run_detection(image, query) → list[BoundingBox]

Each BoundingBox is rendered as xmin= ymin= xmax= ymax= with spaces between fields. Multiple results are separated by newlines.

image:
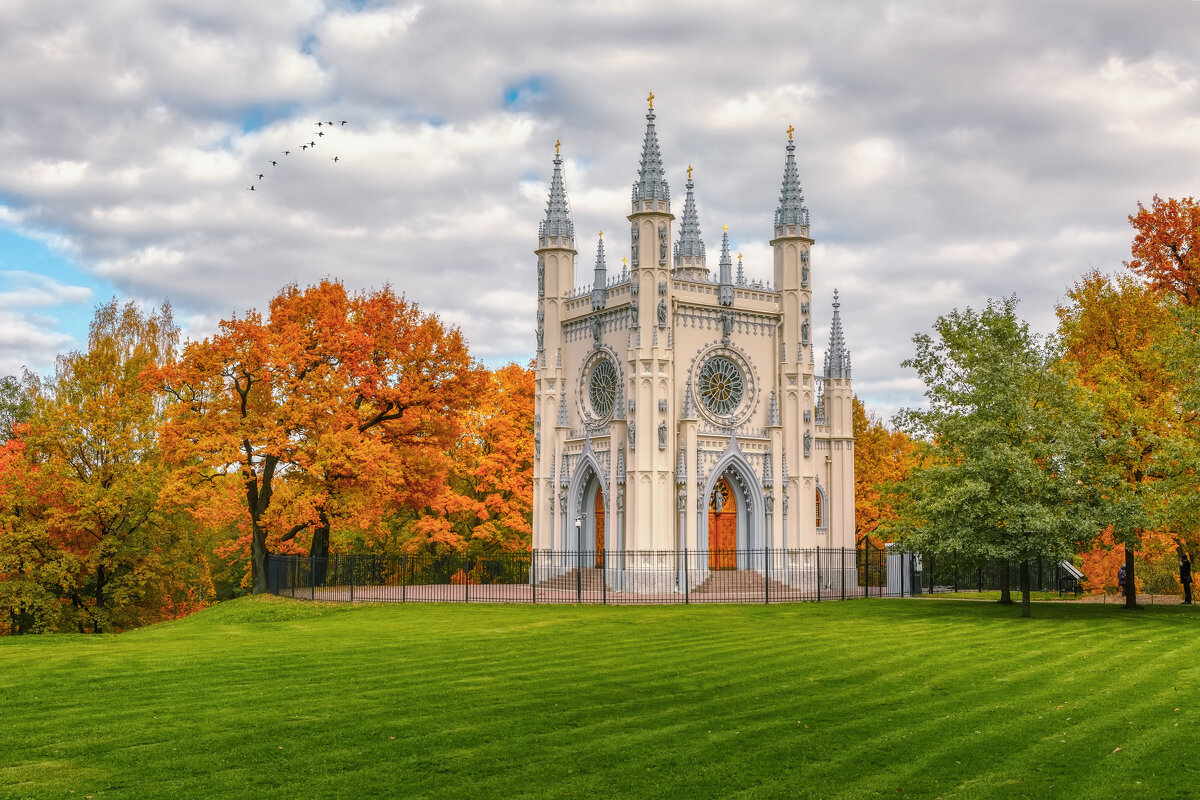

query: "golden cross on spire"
xmin=598 ymin=230 xmax=603 ymax=238
xmin=722 ymin=224 xmax=729 ymax=234
xmin=787 ymin=124 xmax=795 ymax=142
xmin=622 ymin=257 xmax=628 ymax=267
xmin=738 ymin=252 xmax=743 ymax=260
xmin=647 ymin=91 xmax=655 ymax=109
xmin=687 ymin=165 xmax=693 ymax=181
xmin=555 ymin=139 xmax=561 ymax=155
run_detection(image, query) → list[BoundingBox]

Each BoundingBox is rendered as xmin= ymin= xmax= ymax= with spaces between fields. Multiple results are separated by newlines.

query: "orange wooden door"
xmin=594 ymin=488 xmax=605 ymax=568
xmin=708 ymin=478 xmax=737 ymax=570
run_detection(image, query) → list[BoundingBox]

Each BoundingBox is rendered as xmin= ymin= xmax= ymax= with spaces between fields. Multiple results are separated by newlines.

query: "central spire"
xmin=718 ymin=225 xmax=734 ymax=306
xmin=673 ymin=166 xmax=706 ymax=274
xmin=631 ymin=93 xmax=670 ymax=212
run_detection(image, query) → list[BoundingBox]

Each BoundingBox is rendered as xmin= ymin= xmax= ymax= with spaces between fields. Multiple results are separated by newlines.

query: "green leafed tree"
xmin=885 ymin=296 xmax=1104 ymax=616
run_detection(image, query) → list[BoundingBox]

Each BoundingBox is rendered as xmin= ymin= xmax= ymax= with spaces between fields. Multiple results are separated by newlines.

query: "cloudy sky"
xmin=2 ymin=0 xmax=1198 ymax=420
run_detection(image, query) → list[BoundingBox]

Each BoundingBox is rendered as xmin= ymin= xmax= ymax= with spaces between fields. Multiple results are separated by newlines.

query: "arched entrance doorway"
xmin=594 ymin=486 xmax=605 ymax=568
xmin=708 ymin=477 xmax=737 ymax=569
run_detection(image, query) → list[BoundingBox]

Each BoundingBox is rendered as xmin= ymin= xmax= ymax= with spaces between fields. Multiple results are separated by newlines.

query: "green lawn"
xmin=2 ymin=598 xmax=1198 ymax=800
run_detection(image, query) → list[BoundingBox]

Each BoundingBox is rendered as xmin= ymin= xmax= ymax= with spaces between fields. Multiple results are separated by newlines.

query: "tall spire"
xmin=539 ymin=143 xmax=575 ymax=244
xmin=774 ymin=125 xmax=809 ymax=232
xmin=674 ymin=166 xmax=705 ymax=273
xmin=591 ymin=233 xmax=608 ymax=311
xmin=824 ymin=289 xmax=851 ymax=379
xmin=631 ymin=93 xmax=670 ymax=211
xmin=718 ymin=225 xmax=734 ymax=306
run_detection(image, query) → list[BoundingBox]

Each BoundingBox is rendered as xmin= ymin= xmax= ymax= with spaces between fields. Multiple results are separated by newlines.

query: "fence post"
xmin=602 ymin=553 xmax=607 ymax=606
xmin=765 ymin=547 xmax=771 ymax=605
xmin=402 ymin=554 xmax=407 ymax=603
xmin=841 ymin=547 xmax=846 ymax=601
xmin=576 ymin=547 xmax=582 ymax=605
xmin=311 ymin=555 xmax=316 ymax=600
xmin=816 ymin=545 xmax=821 ymax=602
xmin=465 ymin=553 xmax=470 ymax=604
xmin=349 ymin=554 xmax=355 ymax=602
xmin=684 ymin=546 xmax=690 ymax=604
xmin=532 ymin=550 xmax=537 ymax=604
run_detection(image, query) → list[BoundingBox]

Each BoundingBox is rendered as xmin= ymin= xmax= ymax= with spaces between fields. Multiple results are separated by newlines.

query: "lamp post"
xmin=575 ymin=516 xmax=583 ymax=600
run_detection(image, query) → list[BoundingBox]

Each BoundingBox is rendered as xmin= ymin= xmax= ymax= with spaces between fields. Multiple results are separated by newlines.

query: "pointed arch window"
xmin=816 ymin=486 xmax=827 ymax=531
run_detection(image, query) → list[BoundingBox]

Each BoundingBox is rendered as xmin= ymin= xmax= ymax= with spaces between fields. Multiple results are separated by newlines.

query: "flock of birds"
xmin=247 ymin=120 xmax=349 ymax=192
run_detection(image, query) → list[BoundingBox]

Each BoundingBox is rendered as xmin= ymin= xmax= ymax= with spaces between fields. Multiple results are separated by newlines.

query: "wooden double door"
xmin=708 ymin=477 xmax=737 ymax=570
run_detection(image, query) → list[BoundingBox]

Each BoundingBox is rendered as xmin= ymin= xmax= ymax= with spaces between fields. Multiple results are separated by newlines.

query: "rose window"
xmin=698 ymin=356 xmax=744 ymax=417
xmin=588 ymin=358 xmax=618 ymax=420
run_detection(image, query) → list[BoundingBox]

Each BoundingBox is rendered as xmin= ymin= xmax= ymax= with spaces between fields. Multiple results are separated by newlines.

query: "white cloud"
xmin=0 ymin=0 xmax=1198 ymax=414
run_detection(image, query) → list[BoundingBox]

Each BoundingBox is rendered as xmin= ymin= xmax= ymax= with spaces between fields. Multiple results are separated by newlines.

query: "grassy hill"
xmin=1 ymin=597 xmax=1198 ymax=799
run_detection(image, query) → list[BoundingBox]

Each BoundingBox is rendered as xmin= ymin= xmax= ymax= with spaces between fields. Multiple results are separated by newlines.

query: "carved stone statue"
xmin=801 ymin=250 xmax=810 ymax=286
xmin=657 ymin=300 xmax=667 ymax=327
xmin=631 ymin=226 xmax=639 ymax=266
xmin=536 ymin=327 xmax=544 ymax=350
xmin=628 ymin=421 xmax=636 ymax=450
xmin=801 ymin=320 xmax=809 ymax=345
xmin=592 ymin=318 xmax=602 ymax=347
xmin=658 ymin=225 xmax=667 ymax=263
xmin=658 ymin=421 xmax=667 ymax=449
xmin=721 ymin=312 xmax=733 ymax=344
xmin=537 ymin=257 xmax=545 ymax=296
xmin=803 ymin=429 xmax=812 ymax=457
xmin=677 ymin=491 xmax=686 ymax=513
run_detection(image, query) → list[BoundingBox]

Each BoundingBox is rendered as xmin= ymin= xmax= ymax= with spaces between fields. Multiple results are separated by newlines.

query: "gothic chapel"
xmin=533 ymin=97 xmax=855 ymax=589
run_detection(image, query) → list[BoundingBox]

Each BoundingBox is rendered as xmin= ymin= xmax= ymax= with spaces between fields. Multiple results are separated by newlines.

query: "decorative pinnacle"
xmin=787 ymin=124 xmax=794 ymax=142
xmin=632 ymin=98 xmax=670 ymax=209
xmin=736 ymin=253 xmax=745 ymax=286
xmin=539 ymin=144 xmax=575 ymax=242
xmin=824 ymin=288 xmax=851 ymax=380
xmin=775 ymin=130 xmax=810 ymax=230
xmin=718 ymin=227 xmax=734 ymax=306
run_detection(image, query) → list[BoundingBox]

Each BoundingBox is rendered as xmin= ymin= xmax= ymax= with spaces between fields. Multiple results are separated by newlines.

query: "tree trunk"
xmin=250 ymin=522 xmax=270 ymax=595
xmin=1123 ymin=545 xmax=1139 ymax=610
xmin=1020 ymin=560 xmax=1032 ymax=618
xmin=998 ymin=562 xmax=1013 ymax=604
xmin=310 ymin=508 xmax=331 ymax=586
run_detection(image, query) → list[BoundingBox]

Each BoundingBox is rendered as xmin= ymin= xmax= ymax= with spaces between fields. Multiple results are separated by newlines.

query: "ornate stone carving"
xmin=657 ymin=300 xmax=667 ymax=328
xmin=801 ymin=249 xmax=810 ymax=287
xmin=677 ymin=491 xmax=686 ymax=513
xmin=658 ymin=224 xmax=668 ymax=264
xmin=658 ymin=421 xmax=667 ymax=449
xmin=534 ymin=432 xmax=541 ymax=458
xmin=537 ymin=257 xmax=545 ymax=297
xmin=592 ymin=317 xmax=602 ymax=348
xmin=801 ymin=320 xmax=809 ymax=345
xmin=803 ymin=429 xmax=812 ymax=458
xmin=721 ymin=312 xmax=733 ymax=344
xmin=628 ymin=421 xmax=636 ymax=450
xmin=631 ymin=226 xmax=639 ymax=266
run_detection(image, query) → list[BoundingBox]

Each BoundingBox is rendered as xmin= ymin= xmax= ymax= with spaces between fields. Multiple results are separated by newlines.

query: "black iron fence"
xmin=266 ymin=543 xmax=1082 ymax=605
xmin=269 ymin=548 xmax=868 ymax=605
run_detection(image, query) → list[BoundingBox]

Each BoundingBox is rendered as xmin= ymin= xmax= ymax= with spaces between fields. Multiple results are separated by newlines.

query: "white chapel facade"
xmin=532 ymin=97 xmax=855 ymax=577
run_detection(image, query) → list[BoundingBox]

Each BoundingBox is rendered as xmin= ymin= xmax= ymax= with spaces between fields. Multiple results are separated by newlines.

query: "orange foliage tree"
xmin=157 ymin=280 xmax=486 ymax=593
xmin=851 ymin=396 xmax=920 ymax=543
xmin=1057 ymin=272 xmax=1190 ymax=605
xmin=443 ymin=361 xmax=535 ymax=554
xmin=0 ymin=300 xmax=213 ymax=633
xmin=1127 ymin=195 xmax=1200 ymax=306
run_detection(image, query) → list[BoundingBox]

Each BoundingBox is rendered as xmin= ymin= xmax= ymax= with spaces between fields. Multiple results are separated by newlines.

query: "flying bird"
xmin=309 ymin=141 xmax=316 ymax=147
xmin=326 ymin=121 xmax=334 ymax=126
xmin=257 ymin=173 xmax=265 ymax=180
xmin=332 ymin=156 xmax=339 ymax=163
xmin=247 ymin=185 xmax=255 ymax=191
xmin=300 ymin=144 xmax=308 ymax=150
xmin=317 ymin=131 xmax=324 ymax=137
xmin=269 ymin=160 xmax=277 ymax=166
xmin=283 ymin=150 xmax=290 ymax=155
xmin=339 ymin=120 xmax=348 ymax=126
xmin=315 ymin=121 xmax=324 ymax=127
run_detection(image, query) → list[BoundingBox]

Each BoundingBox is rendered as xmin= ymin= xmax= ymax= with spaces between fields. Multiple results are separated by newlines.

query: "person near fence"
xmin=1180 ymin=548 xmax=1193 ymax=605
xmin=1117 ymin=564 xmax=1128 ymax=598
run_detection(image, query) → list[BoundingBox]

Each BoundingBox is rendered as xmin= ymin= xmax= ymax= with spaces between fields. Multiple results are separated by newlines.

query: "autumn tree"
xmin=887 ymin=297 xmax=1104 ymax=616
xmin=0 ymin=300 xmax=212 ymax=633
xmin=158 ymin=280 xmax=486 ymax=593
xmin=437 ymin=361 xmax=535 ymax=554
xmin=852 ymin=396 xmax=921 ymax=543
xmin=1056 ymin=272 xmax=1189 ymax=608
xmin=0 ymin=376 xmax=32 ymax=441
xmin=1127 ymin=195 xmax=1200 ymax=306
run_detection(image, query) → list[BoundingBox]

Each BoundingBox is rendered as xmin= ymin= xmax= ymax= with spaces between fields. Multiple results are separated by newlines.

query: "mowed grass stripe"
xmin=2 ymin=597 xmax=1199 ymax=799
